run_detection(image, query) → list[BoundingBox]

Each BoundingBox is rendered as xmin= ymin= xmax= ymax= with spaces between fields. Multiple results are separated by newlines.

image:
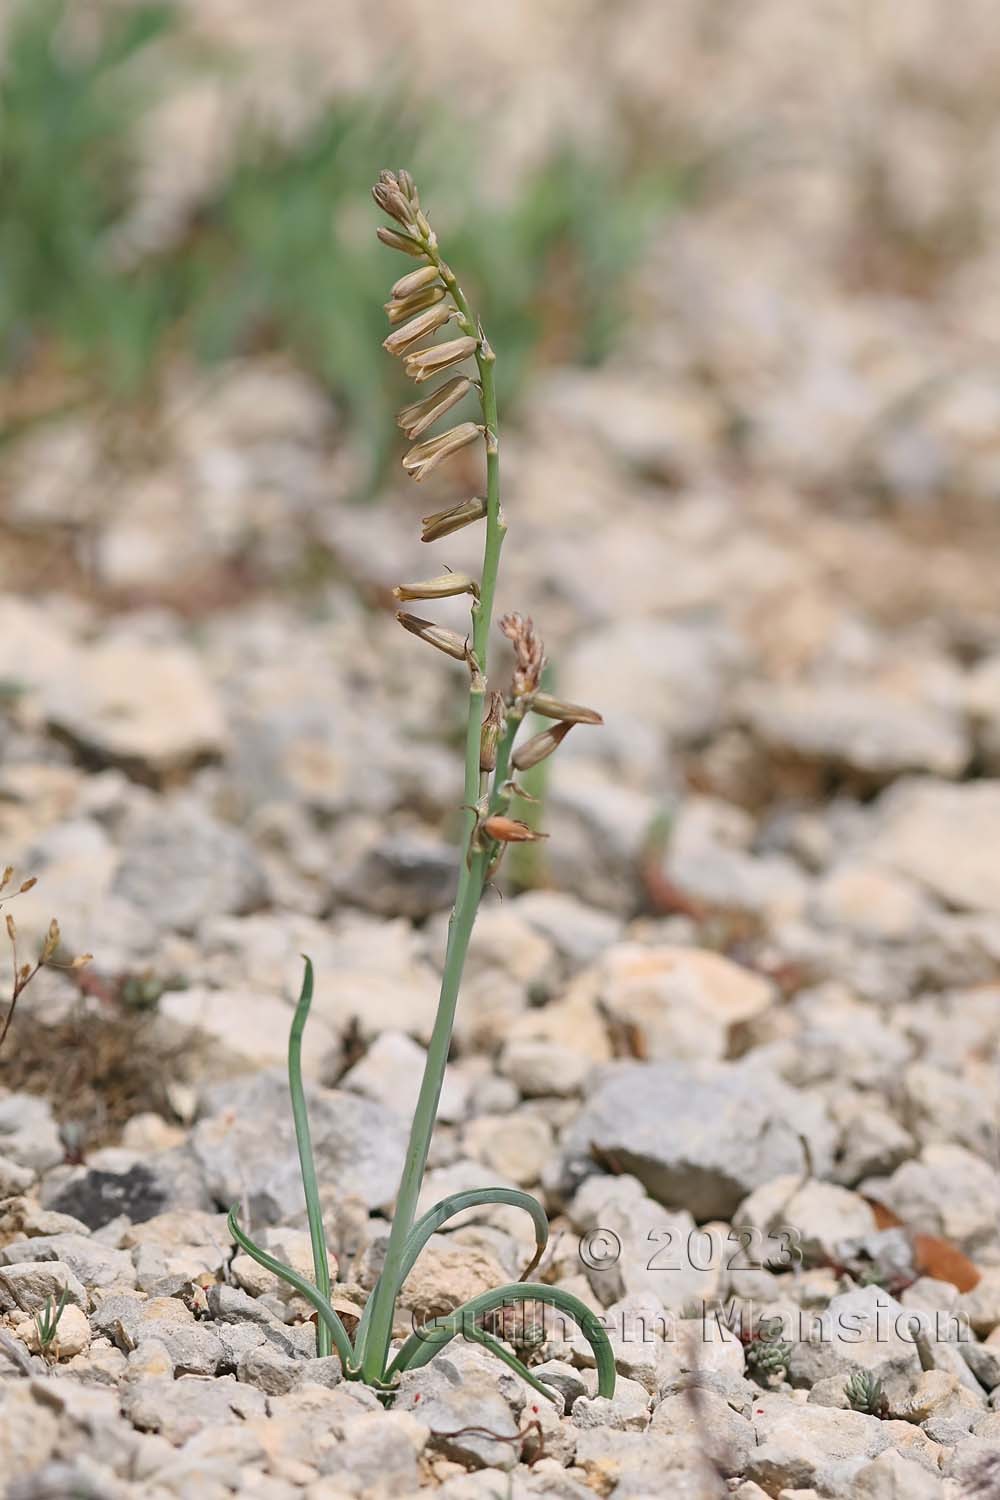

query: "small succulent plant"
xmin=844 ymin=1369 xmax=889 ymax=1418
xmin=744 ymin=1316 xmax=792 ymax=1384
xmin=230 ymin=171 xmax=612 ymax=1403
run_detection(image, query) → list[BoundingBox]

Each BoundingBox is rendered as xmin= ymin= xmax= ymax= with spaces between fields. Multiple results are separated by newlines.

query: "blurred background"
xmin=2 ymin=0 xmax=1000 ymax=1137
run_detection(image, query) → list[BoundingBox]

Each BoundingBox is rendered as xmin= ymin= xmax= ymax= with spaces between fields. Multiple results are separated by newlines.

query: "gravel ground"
xmin=2 ymin=4 xmax=1000 ymax=1498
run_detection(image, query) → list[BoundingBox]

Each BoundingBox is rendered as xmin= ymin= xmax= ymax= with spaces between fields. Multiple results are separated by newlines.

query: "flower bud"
xmin=372 ymin=181 xmax=412 ymax=226
xmin=420 ymin=496 xmax=487 ymax=543
xmin=482 ymin=815 xmax=548 ymax=843
xmin=383 ymin=303 xmax=454 ymax=356
xmin=393 ymin=573 xmax=479 ymax=602
xmin=0 ymin=867 xmax=11 ymax=892
xmin=5 ymin=914 xmax=14 ymax=942
xmin=40 ymin=918 xmax=60 ymax=963
xmin=384 ymin=285 xmax=446 ymax=326
xmin=512 ymin=720 xmax=574 ymax=770
xmin=404 ymin=336 xmax=479 ymax=383
xmin=397 ymin=377 xmax=472 ymax=440
xmin=529 ymin=692 xmax=603 ymax=726
xmin=396 ymin=169 xmax=418 ymax=204
xmin=396 ymin=613 xmax=470 ymax=661
xmin=376 ymin=226 xmax=426 ymax=257
xmin=391 ymin=264 xmax=441 ymax=301
xmin=402 ymin=423 xmax=483 ymax=482
xmin=479 ymin=692 xmax=505 ymax=772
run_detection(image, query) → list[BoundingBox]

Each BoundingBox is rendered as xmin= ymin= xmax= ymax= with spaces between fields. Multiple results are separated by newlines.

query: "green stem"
xmin=359 ymin=250 xmax=505 ymax=1385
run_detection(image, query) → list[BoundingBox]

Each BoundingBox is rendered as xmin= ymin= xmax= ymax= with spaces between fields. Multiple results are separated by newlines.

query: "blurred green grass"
xmin=1 ymin=0 xmax=689 ymax=488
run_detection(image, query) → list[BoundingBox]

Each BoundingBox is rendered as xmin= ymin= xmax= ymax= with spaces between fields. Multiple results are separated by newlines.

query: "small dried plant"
xmin=230 ymin=170 xmax=611 ymax=1401
xmin=0 ymin=867 xmax=91 ymax=1056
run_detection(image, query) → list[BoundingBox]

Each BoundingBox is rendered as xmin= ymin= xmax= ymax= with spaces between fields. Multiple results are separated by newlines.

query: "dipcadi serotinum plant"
xmin=229 ymin=170 xmax=611 ymax=1402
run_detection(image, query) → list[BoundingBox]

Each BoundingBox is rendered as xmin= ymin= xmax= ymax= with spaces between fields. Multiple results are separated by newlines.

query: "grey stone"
xmin=0 ymin=1095 xmax=63 ymax=1173
xmin=319 ymin=1409 xmax=426 ymax=1491
xmin=746 ymin=1395 xmax=917 ymax=1493
xmin=862 ymin=1144 xmax=1000 ymax=1255
xmin=1 ymin=1233 xmax=136 ymax=1293
xmin=346 ymin=829 xmax=457 ymax=918
xmin=192 ymin=1069 xmax=407 ymax=1221
xmin=568 ymin=1173 xmax=721 ymax=1311
xmin=852 ymin=1448 xmax=945 ymax=1498
xmin=122 ymin=1371 xmax=267 ymax=1445
xmin=41 ymin=1149 xmax=213 ymax=1228
xmin=786 ymin=1285 xmax=922 ymax=1407
xmin=0 ymin=1260 xmax=87 ymax=1314
xmin=395 ymin=1356 xmax=521 ymax=1470
xmin=513 ymin=890 xmax=622 ymax=966
xmin=342 ymin=1029 xmax=469 ymax=1123
xmin=866 ymin=778 xmax=1000 ymax=917
xmin=739 ymin=680 xmax=969 ymax=780
xmin=734 ymin=1176 xmax=877 ymax=1267
xmin=0 ymin=1156 xmax=35 ymax=1196
xmin=651 ymin=1388 xmax=754 ymax=1477
xmin=572 ymin=1376 xmax=650 ymax=1431
xmin=113 ymin=798 xmax=269 ymax=933
xmin=572 ymin=1426 xmax=722 ymax=1498
xmin=557 ymin=1059 xmax=834 ymax=1219
xmin=42 ymin=637 xmax=227 ymax=783
xmin=499 ymin=1038 xmax=593 ymax=1098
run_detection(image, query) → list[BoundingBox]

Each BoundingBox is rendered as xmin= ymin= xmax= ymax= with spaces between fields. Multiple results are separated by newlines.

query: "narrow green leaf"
xmin=228 ymin=1205 xmax=356 ymax=1371
xmin=353 ymin=1186 xmax=548 ymax=1362
xmin=385 ymin=1281 xmax=616 ymax=1398
xmin=287 ymin=955 xmax=331 ymax=1357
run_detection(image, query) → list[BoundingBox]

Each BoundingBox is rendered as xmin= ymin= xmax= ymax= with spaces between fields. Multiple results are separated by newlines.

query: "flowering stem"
xmin=359 ymin=253 xmax=505 ymax=1385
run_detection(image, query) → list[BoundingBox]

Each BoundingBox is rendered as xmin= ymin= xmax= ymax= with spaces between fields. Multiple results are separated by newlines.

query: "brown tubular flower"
xmin=397 ymin=377 xmax=473 ymax=440
xmin=512 ymin=720 xmax=574 ymax=770
xmin=529 ymin=692 xmax=604 ymax=726
xmin=383 ymin=303 xmax=455 ymax=357
xmin=403 ymin=336 xmax=479 ymax=383
xmin=376 ymin=225 xmax=425 ymax=256
xmin=391 ymin=264 xmax=441 ymax=301
xmin=482 ymin=815 xmax=548 ymax=843
xmin=420 ymin=496 xmax=487 ymax=543
xmin=402 ymin=423 xmax=483 ymax=482
xmin=499 ymin=613 xmax=545 ymax=698
xmin=384 ymin=285 xmax=446 ymax=326
xmin=395 ymin=612 xmax=470 ymax=662
xmin=393 ymin=573 xmax=479 ymax=602
xmin=479 ymin=691 xmax=505 ymax=772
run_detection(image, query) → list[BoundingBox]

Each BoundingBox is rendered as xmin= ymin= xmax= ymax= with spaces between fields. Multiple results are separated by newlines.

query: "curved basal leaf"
xmin=384 ymin=1280 xmax=616 ymax=1398
xmin=462 ymin=1321 xmax=565 ymax=1403
xmin=353 ymin=1185 xmax=548 ymax=1361
xmin=228 ymin=1205 xmax=357 ymax=1372
xmin=287 ymin=955 xmax=332 ymax=1357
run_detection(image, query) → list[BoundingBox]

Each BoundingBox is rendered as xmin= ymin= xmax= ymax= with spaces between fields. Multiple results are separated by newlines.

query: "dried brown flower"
xmin=395 ymin=613 xmax=470 ymax=662
xmin=512 ymin=720 xmax=574 ymax=770
xmin=402 ymin=423 xmax=483 ymax=482
xmin=482 ymin=815 xmax=548 ymax=843
xmin=420 ymin=496 xmax=487 ymax=543
xmin=397 ymin=377 xmax=474 ymax=440
xmin=529 ymin=692 xmax=604 ymax=726
xmin=499 ymin=613 xmax=545 ymax=698
xmin=403 ymin=336 xmax=480 ymax=383
xmin=479 ymin=692 xmax=505 ymax=772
